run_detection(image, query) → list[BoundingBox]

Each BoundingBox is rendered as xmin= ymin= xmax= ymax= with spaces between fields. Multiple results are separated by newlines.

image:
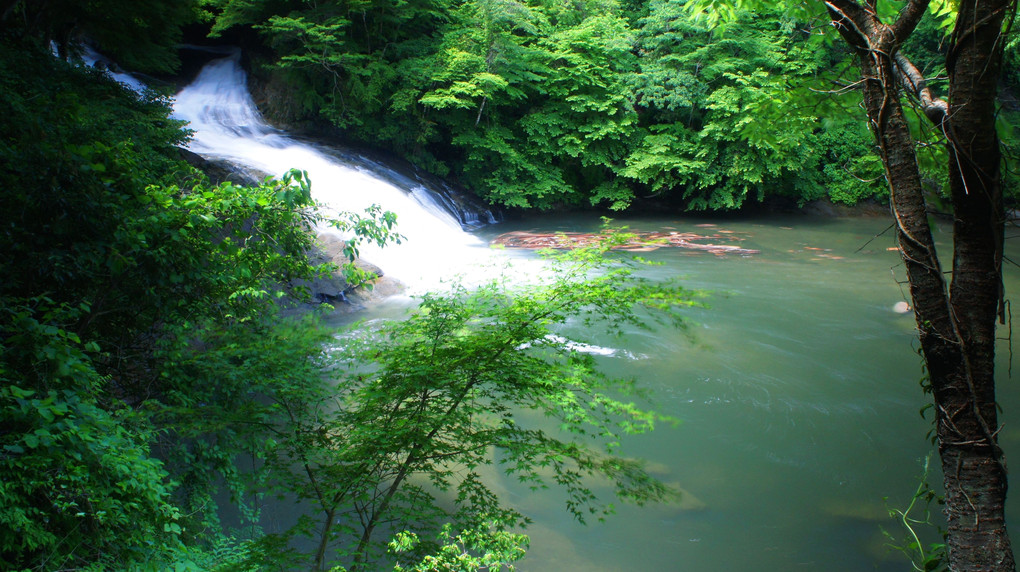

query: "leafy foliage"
xmin=0 ymin=350 xmax=182 ymax=570
xmin=253 ymin=234 xmax=703 ymax=570
xmin=815 ymin=117 xmax=888 ymax=205
xmin=389 ymin=524 xmax=529 ymax=572
xmin=202 ymin=0 xmax=888 ymax=211
xmin=881 ymin=454 xmax=948 ymax=572
xmin=682 ymin=2 xmax=1019 ymax=570
xmin=0 ymin=32 xmax=399 ymax=570
xmin=626 ymin=4 xmax=832 ymax=209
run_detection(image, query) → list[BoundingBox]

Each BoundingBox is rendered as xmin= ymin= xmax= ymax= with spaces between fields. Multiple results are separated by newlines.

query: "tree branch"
xmin=893 ymin=52 xmax=949 ymax=125
xmin=891 ymin=0 xmax=932 ymax=44
xmin=825 ymin=0 xmax=872 ymax=50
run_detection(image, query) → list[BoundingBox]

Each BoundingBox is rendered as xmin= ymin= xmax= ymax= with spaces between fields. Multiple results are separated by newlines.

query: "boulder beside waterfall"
xmin=178 ymin=148 xmax=404 ymax=313
xmin=288 ymin=233 xmax=405 ymax=313
xmin=178 ymin=147 xmax=267 ymax=187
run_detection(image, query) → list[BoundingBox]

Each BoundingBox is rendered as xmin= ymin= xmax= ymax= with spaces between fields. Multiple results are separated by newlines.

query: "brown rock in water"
xmin=286 ymin=233 xmax=404 ymax=314
xmin=490 ymin=230 xmax=760 ymax=256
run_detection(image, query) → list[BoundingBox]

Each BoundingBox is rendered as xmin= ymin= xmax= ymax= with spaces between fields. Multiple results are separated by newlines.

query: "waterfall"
xmin=171 ymin=50 xmax=498 ymax=292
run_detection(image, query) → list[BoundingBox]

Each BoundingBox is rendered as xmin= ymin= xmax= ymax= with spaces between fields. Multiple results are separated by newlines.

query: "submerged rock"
xmin=663 ymin=482 xmax=709 ymax=512
xmin=819 ymin=498 xmax=890 ymax=522
xmin=491 ymin=230 xmax=760 ymax=256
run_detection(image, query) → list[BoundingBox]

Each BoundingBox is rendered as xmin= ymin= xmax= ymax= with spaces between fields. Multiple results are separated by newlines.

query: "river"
xmin=170 ymin=51 xmax=1020 ymax=570
xmin=475 ymin=214 xmax=946 ymax=571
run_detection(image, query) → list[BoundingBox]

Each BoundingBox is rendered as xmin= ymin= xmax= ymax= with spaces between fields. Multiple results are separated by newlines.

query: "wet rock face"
xmin=288 ymin=233 xmax=405 ymax=314
xmin=177 ymin=147 xmax=267 ymax=187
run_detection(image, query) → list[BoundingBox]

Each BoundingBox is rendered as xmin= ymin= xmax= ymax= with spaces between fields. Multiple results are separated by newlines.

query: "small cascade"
xmin=412 ymin=180 xmax=503 ymax=230
xmin=172 ymin=50 xmax=498 ymax=292
xmin=315 ymin=146 xmax=502 ymax=230
xmin=80 ymin=45 xmax=148 ymax=94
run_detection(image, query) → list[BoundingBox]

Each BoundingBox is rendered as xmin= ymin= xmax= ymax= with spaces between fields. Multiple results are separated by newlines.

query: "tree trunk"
xmin=939 ymin=1 xmax=1013 ymax=569
xmin=827 ymin=1 xmax=1014 ymax=569
xmin=313 ymin=507 xmax=336 ymax=571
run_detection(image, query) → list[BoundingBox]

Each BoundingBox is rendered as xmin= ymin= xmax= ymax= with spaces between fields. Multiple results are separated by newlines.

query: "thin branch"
xmin=856 ymin=222 xmax=895 ymax=253
xmin=891 ymin=0 xmax=932 ymax=45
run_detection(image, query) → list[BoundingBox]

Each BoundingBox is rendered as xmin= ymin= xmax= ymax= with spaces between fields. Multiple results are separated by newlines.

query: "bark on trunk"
xmin=940 ymin=1 xmax=1013 ymax=569
xmin=826 ymin=1 xmax=1014 ymax=569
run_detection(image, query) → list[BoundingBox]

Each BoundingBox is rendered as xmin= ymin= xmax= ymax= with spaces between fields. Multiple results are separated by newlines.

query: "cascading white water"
xmin=172 ymin=50 xmax=496 ymax=292
xmin=81 ymin=45 xmax=148 ymax=94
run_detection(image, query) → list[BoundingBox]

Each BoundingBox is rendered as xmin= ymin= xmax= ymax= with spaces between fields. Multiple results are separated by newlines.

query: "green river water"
xmin=351 ymin=212 xmax=1020 ymax=571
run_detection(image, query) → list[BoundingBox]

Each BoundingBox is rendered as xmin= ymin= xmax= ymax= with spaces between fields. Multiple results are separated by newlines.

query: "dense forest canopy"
xmin=199 ymin=0 xmax=1018 ymax=212
xmin=2 ymin=0 xmax=1019 ymax=569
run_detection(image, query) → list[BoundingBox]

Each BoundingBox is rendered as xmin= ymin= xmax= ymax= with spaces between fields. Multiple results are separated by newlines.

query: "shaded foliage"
xmin=0 ymin=31 xmax=392 ymax=570
xmin=3 ymin=0 xmax=197 ymax=73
